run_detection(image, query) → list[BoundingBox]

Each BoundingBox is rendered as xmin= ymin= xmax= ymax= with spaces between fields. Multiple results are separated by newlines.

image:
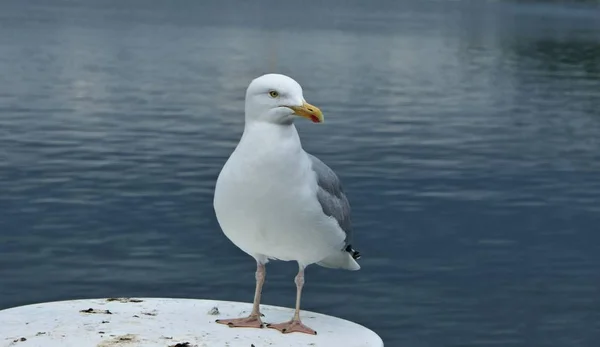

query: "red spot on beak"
xmin=310 ymin=115 xmax=320 ymax=123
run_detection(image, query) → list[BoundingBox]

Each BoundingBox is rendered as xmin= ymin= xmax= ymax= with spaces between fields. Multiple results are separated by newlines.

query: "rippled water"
xmin=1 ymin=0 xmax=600 ymax=345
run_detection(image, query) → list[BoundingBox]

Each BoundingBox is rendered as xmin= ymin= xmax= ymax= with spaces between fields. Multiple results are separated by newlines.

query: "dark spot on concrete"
xmin=106 ymin=298 xmax=144 ymax=303
xmin=169 ymin=343 xmax=191 ymax=347
xmin=142 ymin=311 xmax=157 ymax=316
xmin=13 ymin=337 xmax=27 ymax=342
xmin=36 ymin=332 xmax=46 ymax=336
xmin=102 ymin=320 xmax=109 ymax=323
xmin=97 ymin=334 xmax=137 ymax=346
xmin=133 ymin=315 xmax=140 ymax=318
xmin=80 ymin=308 xmax=112 ymax=314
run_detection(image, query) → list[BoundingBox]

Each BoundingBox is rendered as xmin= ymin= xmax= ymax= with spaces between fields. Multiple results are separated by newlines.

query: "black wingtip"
xmin=345 ymin=244 xmax=361 ymax=260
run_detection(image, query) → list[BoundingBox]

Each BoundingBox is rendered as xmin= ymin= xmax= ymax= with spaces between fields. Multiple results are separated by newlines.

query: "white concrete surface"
xmin=0 ymin=298 xmax=384 ymax=347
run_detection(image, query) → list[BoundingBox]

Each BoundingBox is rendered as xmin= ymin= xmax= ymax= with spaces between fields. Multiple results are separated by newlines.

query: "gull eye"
xmin=269 ymin=90 xmax=279 ymax=98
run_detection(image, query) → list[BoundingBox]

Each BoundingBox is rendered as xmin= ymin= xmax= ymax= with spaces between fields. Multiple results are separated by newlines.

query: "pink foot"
xmin=216 ymin=315 xmax=263 ymax=328
xmin=266 ymin=319 xmax=317 ymax=335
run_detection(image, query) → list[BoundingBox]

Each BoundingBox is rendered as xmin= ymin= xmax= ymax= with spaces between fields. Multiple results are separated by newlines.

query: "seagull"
xmin=213 ymin=73 xmax=361 ymax=335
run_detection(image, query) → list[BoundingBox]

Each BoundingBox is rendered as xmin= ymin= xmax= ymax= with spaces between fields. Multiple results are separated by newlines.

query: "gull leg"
xmin=267 ymin=264 xmax=317 ymax=335
xmin=216 ymin=261 xmax=265 ymax=328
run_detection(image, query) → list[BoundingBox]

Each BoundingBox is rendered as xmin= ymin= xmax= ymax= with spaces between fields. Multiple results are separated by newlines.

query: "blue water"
xmin=1 ymin=0 xmax=600 ymax=345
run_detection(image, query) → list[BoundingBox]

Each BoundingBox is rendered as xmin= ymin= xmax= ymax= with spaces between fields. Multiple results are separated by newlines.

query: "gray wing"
xmin=308 ymin=154 xmax=354 ymax=247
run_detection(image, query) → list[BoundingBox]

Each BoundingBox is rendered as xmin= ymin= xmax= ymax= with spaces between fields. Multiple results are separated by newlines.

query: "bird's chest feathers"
xmin=228 ymin=144 xmax=310 ymax=199
xmin=225 ymin=126 xmax=312 ymax=193
xmin=216 ymin=123 xmax=321 ymax=236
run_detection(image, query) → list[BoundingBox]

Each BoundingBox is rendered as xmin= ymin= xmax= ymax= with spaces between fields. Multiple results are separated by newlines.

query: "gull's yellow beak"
xmin=289 ymin=101 xmax=324 ymax=123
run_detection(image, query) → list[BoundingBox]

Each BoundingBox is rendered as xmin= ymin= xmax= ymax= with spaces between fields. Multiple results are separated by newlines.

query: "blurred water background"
xmin=1 ymin=0 xmax=600 ymax=345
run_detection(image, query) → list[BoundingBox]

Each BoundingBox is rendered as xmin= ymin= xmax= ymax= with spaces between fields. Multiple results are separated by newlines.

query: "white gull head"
xmin=244 ymin=73 xmax=324 ymax=125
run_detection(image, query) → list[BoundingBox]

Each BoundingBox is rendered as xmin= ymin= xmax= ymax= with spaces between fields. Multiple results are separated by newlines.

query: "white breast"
xmin=213 ymin=123 xmax=346 ymax=265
